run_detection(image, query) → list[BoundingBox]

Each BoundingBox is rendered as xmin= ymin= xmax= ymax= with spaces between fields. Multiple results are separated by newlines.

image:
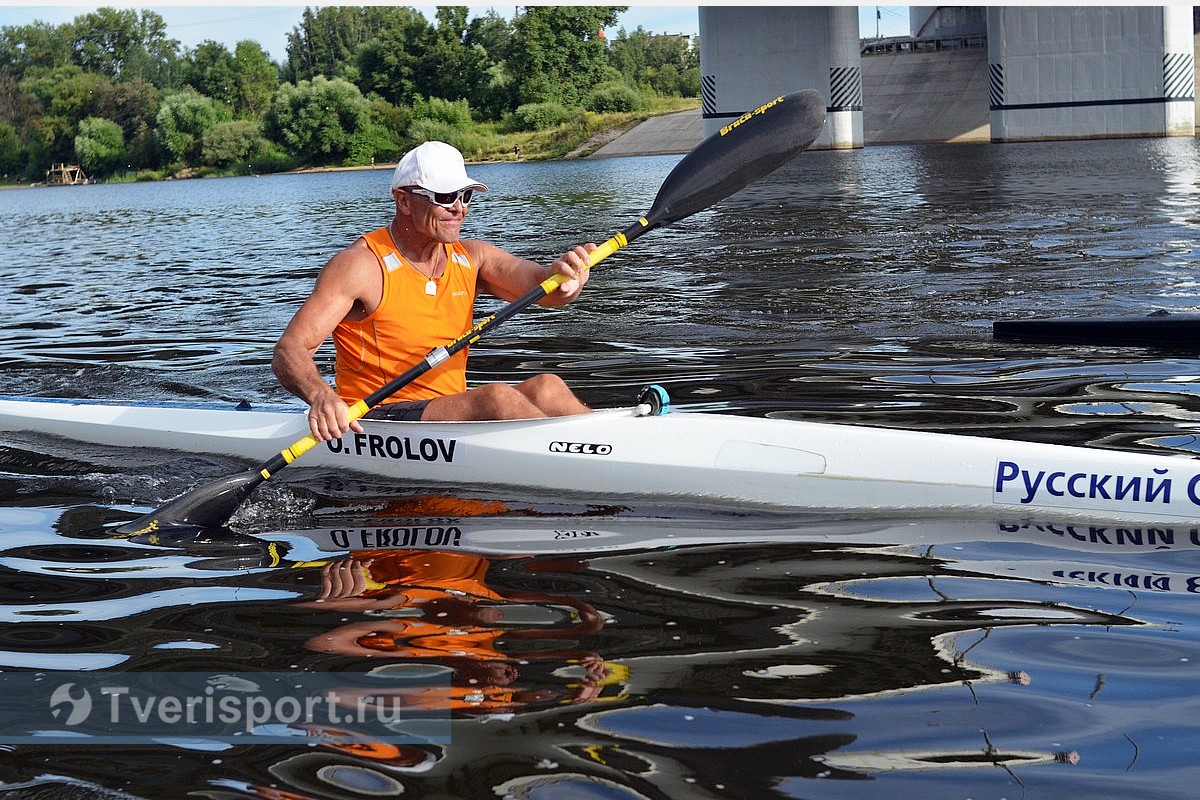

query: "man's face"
xmin=396 ymin=188 xmax=467 ymax=243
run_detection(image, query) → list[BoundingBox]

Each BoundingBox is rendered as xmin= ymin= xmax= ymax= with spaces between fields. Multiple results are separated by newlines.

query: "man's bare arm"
xmin=468 ymin=240 xmax=595 ymax=308
xmin=273 ymin=243 xmax=378 ymax=439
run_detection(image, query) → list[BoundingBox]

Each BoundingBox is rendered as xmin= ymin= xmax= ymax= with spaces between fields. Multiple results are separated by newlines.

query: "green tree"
xmin=679 ymin=64 xmax=701 ymax=97
xmin=231 ymin=40 xmax=278 ymax=118
xmin=90 ymin=77 xmax=160 ymax=139
xmin=368 ymin=95 xmax=409 ymax=140
xmin=354 ymin=7 xmax=434 ymax=106
xmin=69 ymin=8 xmax=182 ymax=86
xmin=650 ymin=64 xmax=681 ymax=96
xmin=0 ymin=22 xmax=74 ymax=81
xmin=19 ymin=65 xmax=108 ymax=162
xmin=0 ymin=73 xmax=40 ymax=130
xmin=466 ymin=9 xmax=513 ymax=64
xmin=365 ymin=95 xmax=407 ymax=161
xmin=0 ymin=75 xmax=42 ymax=179
xmin=201 ymin=119 xmax=264 ymax=166
xmin=419 ymin=7 xmax=490 ymax=107
xmin=88 ymin=77 xmax=160 ymax=170
xmin=0 ymin=121 xmax=25 ymax=178
xmin=263 ymin=75 xmax=371 ymax=164
xmin=410 ymin=96 xmax=472 ymax=130
xmin=608 ymin=26 xmax=651 ymax=85
xmin=284 ymin=6 xmax=402 ymax=84
xmin=463 ymin=9 xmax=514 ymax=117
xmin=609 ymin=27 xmax=698 ymax=96
xmin=186 ymin=40 xmax=237 ymax=108
xmin=156 ymin=88 xmax=225 ymax=163
xmin=74 ymin=115 xmax=124 ymax=175
xmin=508 ymin=6 xmax=624 ymax=107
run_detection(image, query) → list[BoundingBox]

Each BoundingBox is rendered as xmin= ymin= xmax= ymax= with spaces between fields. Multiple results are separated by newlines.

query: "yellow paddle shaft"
xmin=263 ymin=398 xmax=371 ymax=478
xmin=533 ymin=226 xmax=635 ymax=294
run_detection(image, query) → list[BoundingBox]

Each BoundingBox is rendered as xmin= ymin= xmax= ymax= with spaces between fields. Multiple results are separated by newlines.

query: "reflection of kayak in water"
xmin=269 ymin=514 xmax=1200 ymax=556
xmin=261 ymin=514 xmax=1200 ymax=596
xmin=323 ymin=658 xmax=629 ymax=715
xmin=820 ymin=746 xmax=1080 ymax=773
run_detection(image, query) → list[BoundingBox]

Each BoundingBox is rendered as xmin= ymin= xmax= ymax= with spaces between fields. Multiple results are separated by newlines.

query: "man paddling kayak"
xmin=273 ymin=141 xmax=595 ymax=442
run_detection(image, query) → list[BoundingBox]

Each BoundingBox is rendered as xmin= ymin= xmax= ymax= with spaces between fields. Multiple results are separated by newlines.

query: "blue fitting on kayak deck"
xmin=636 ymin=384 xmax=670 ymax=416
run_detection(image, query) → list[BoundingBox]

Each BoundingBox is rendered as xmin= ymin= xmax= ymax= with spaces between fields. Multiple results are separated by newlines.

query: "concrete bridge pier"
xmin=987 ymin=6 xmax=1196 ymax=142
xmin=699 ymin=6 xmax=863 ymax=149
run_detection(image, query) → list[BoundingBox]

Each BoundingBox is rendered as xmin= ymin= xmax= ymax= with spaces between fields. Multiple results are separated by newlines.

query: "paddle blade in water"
xmin=112 ymin=470 xmax=261 ymax=538
xmin=645 ymin=89 xmax=826 ymax=229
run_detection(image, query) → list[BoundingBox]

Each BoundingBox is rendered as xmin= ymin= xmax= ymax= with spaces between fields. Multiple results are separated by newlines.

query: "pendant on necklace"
xmin=425 ymin=279 xmax=437 ymax=296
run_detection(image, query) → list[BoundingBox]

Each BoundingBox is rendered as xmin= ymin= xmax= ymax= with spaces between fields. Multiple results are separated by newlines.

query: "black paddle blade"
xmin=646 ymin=89 xmax=826 ymax=228
xmin=112 ymin=469 xmax=261 ymax=538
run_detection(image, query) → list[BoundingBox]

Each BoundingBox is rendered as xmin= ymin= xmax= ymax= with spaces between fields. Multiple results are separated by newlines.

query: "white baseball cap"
xmin=390 ymin=141 xmax=488 ymax=194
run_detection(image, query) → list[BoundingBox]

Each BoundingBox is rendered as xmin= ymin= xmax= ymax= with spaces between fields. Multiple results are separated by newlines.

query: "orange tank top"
xmin=333 ymin=226 xmax=477 ymax=404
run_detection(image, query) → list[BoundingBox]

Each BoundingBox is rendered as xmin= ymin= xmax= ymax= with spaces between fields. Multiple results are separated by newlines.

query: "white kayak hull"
xmin=1 ymin=396 xmax=1199 ymax=524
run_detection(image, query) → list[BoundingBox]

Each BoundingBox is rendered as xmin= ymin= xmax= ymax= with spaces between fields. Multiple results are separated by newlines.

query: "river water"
xmin=1 ymin=136 xmax=1199 ymax=798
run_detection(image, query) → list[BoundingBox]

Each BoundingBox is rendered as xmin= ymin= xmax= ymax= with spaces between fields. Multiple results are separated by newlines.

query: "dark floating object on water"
xmin=993 ymin=310 xmax=1200 ymax=348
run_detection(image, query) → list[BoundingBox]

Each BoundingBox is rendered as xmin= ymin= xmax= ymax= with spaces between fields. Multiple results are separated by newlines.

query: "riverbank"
xmin=1 ymin=97 xmax=701 ymax=190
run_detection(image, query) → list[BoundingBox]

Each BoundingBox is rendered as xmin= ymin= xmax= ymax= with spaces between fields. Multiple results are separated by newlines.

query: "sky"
xmin=0 ymin=5 xmax=913 ymax=61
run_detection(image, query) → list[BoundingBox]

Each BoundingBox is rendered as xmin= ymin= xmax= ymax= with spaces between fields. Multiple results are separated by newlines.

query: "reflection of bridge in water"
xmin=697 ymin=6 xmax=1196 ymax=149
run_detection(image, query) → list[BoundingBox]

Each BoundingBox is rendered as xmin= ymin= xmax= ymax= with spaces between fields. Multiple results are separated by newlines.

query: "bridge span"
xmin=699 ymin=6 xmax=1196 ymax=148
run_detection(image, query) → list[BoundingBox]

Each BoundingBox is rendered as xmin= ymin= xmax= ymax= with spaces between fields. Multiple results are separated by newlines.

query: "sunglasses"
xmin=405 ymin=187 xmax=474 ymax=208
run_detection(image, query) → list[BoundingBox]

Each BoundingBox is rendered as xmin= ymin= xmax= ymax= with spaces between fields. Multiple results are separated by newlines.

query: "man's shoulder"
xmin=460 ymin=238 xmax=510 ymax=266
xmin=323 ymin=236 xmax=379 ymax=277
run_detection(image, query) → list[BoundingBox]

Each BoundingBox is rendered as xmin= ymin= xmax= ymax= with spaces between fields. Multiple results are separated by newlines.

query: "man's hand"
xmin=296 ymin=558 xmax=399 ymax=611
xmin=307 ymin=387 xmax=364 ymax=442
xmin=549 ymin=243 xmax=596 ymax=301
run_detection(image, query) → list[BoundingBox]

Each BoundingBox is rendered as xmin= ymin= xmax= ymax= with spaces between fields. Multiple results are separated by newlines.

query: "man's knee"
xmin=475 ymin=382 xmax=524 ymax=405
xmin=470 ymin=383 xmax=540 ymax=418
xmin=521 ymin=373 xmax=571 ymax=398
xmin=519 ymin=374 xmax=588 ymax=416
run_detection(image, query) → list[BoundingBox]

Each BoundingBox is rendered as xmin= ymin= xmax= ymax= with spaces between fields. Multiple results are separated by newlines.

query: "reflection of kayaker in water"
xmin=297 ymin=551 xmax=619 ymax=705
xmin=330 ymin=653 xmax=627 ymax=714
xmin=298 ymin=550 xmax=603 ymax=658
xmin=299 ymin=550 xmax=501 ymax=610
xmin=298 ymin=550 xmax=623 ymax=712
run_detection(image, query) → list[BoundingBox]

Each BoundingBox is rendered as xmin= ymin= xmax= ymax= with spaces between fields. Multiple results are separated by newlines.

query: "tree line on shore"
xmin=0 ymin=5 xmax=701 ymax=183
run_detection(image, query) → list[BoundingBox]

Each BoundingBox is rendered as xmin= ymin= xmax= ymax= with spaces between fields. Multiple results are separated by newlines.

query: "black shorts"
xmin=363 ymin=400 xmax=430 ymax=422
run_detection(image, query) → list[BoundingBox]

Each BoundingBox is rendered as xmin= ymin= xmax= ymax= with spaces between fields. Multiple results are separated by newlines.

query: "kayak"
xmin=993 ymin=312 xmax=1200 ymax=347
xmin=2 ymin=395 xmax=1200 ymax=524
